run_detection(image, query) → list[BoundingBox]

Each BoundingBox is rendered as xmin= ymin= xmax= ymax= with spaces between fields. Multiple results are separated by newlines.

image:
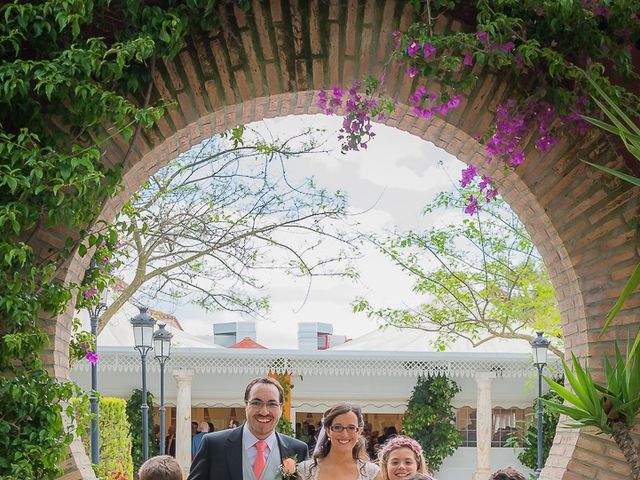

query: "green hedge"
xmin=83 ymin=397 xmax=134 ymax=480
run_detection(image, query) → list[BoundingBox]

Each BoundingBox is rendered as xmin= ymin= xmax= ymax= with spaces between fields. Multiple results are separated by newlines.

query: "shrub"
xmin=82 ymin=397 xmax=134 ymax=480
xmin=403 ymin=374 xmax=462 ymax=472
xmin=126 ymin=389 xmax=158 ymax=472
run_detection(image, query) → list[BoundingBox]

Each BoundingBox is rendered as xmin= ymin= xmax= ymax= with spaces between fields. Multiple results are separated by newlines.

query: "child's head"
xmin=138 ymin=455 xmax=183 ymax=480
xmin=378 ymin=436 xmax=429 ymax=480
xmin=404 ymin=474 xmax=437 ymax=480
xmin=489 ymin=467 xmax=527 ymax=480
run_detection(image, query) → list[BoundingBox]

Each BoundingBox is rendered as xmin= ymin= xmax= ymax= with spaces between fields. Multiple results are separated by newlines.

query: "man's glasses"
xmin=329 ymin=424 xmax=360 ymax=433
xmin=246 ymin=400 xmax=282 ymax=410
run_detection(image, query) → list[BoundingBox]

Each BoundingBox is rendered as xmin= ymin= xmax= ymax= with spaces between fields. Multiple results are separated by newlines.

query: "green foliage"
xmin=543 ymin=341 xmax=640 ymax=479
xmin=82 ymin=397 xmax=134 ymax=480
xmin=0 ymin=1 xmax=247 ymax=477
xmin=125 ymin=389 xmax=158 ymax=472
xmin=544 ymin=341 xmax=640 ymax=435
xmin=356 ymin=186 xmax=562 ymax=353
xmin=403 ymin=374 xmax=462 ymax=472
xmin=507 ymin=388 xmax=562 ymax=470
xmin=276 ymin=417 xmax=296 ymax=437
xmin=0 ymin=371 xmax=91 ymax=479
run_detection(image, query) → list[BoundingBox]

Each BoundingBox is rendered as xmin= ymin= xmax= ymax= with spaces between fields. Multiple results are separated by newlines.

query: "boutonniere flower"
xmin=278 ymin=455 xmax=298 ymax=479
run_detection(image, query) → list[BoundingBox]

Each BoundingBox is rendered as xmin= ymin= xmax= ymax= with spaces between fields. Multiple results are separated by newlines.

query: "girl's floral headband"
xmin=380 ymin=436 xmax=424 ymax=456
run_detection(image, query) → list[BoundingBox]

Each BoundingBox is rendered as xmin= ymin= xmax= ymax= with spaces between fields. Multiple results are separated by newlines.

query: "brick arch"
xmin=42 ymin=1 xmax=639 ymax=479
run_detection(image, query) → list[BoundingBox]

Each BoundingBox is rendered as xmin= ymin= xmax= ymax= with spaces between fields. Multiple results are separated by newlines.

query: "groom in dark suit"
xmin=188 ymin=376 xmax=308 ymax=480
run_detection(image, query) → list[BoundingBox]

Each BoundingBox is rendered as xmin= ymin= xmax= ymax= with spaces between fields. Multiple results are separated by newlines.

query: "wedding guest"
xmin=297 ymin=403 xmax=381 ymax=480
xmin=192 ymin=421 xmax=210 ymax=459
xmin=378 ymin=436 xmax=434 ymax=480
xmin=139 ymin=455 xmax=182 ymax=480
xmin=489 ymin=467 xmax=527 ymax=480
xmin=166 ymin=424 xmax=176 ymax=457
xmin=188 ymin=376 xmax=308 ymax=480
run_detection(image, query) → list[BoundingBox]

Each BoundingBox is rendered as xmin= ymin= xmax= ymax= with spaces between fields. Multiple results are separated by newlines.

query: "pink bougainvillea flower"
xmin=422 ymin=43 xmax=436 ymax=58
xmin=463 ymin=53 xmax=473 ymax=66
xmin=476 ymin=31 xmax=489 ymax=44
xmin=85 ymin=351 xmax=99 ymax=365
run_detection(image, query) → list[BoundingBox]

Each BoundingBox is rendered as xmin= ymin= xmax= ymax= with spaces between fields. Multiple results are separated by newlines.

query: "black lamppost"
xmin=531 ymin=331 xmax=550 ymax=479
xmin=86 ymin=261 xmax=108 ymax=465
xmin=153 ymin=323 xmax=172 ymax=455
xmin=130 ymin=306 xmax=156 ymax=461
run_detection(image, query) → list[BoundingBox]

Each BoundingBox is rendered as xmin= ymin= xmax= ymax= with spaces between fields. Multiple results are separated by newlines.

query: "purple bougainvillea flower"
xmin=478 ymin=175 xmax=492 ymax=191
xmin=464 ymin=195 xmax=480 ymax=216
xmin=495 ymin=41 xmax=515 ymax=53
xmin=447 ymin=95 xmax=462 ymax=109
xmin=460 ymin=164 xmax=478 ymax=187
xmin=407 ymin=40 xmax=421 ymax=57
xmin=406 ymin=66 xmax=419 ymax=78
xmin=85 ymin=351 xmax=99 ymax=365
xmin=509 ymin=151 xmax=525 ymax=166
xmin=422 ymin=43 xmax=436 ymax=58
xmin=485 ymin=188 xmax=499 ymax=202
xmin=84 ymin=288 xmax=98 ymax=299
xmin=476 ymin=31 xmax=488 ymax=44
xmin=463 ymin=53 xmax=473 ymax=66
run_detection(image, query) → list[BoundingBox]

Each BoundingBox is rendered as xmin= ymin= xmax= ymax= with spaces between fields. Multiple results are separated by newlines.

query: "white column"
xmin=473 ymin=372 xmax=494 ymax=480
xmin=173 ymin=369 xmax=194 ymax=477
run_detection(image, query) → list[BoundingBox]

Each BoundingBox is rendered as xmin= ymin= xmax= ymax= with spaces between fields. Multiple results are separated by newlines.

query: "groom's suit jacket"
xmin=187 ymin=425 xmax=308 ymax=480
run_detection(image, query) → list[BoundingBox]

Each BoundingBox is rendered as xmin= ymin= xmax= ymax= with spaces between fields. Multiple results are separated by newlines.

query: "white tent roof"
xmin=332 ymin=326 xmax=537 ymax=354
xmin=79 ymin=301 xmax=219 ymax=349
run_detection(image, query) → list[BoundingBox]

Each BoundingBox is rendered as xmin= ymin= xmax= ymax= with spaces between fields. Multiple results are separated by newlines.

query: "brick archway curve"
xmin=44 ymin=1 xmax=638 ymax=479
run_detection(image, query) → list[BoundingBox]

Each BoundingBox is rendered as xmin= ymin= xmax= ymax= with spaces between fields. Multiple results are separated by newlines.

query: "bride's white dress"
xmin=296 ymin=459 xmax=379 ymax=480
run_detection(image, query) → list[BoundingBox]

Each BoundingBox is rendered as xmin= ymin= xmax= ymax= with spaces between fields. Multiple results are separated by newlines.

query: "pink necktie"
xmin=253 ymin=440 xmax=267 ymax=479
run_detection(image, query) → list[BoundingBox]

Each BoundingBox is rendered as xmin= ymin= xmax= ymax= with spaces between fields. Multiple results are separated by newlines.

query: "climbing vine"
xmin=319 ymin=0 xmax=640 ymax=213
xmin=0 ymin=1 xmax=248 ymax=478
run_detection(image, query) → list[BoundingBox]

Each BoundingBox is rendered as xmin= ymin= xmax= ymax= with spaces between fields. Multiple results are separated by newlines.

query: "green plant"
xmin=0 ymin=1 xmax=248 ymax=476
xmin=543 ymin=340 xmax=640 ymax=479
xmin=0 ymin=371 xmax=91 ymax=479
xmin=125 ymin=389 xmax=158 ymax=473
xmin=82 ymin=397 xmax=134 ymax=480
xmin=402 ymin=374 xmax=462 ymax=472
xmin=276 ymin=417 xmax=296 ymax=437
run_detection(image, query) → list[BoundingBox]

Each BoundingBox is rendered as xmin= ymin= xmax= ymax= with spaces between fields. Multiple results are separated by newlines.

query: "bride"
xmin=297 ymin=403 xmax=381 ymax=480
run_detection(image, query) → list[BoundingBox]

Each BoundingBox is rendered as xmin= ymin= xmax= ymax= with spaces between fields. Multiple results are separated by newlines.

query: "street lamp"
xmin=130 ymin=306 xmax=156 ymax=461
xmin=86 ymin=260 xmax=108 ymax=465
xmin=153 ymin=323 xmax=172 ymax=455
xmin=531 ymin=331 xmax=551 ymax=479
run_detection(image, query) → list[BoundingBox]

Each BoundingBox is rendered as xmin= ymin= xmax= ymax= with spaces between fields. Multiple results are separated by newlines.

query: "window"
xmin=455 ymin=406 xmax=476 ymax=447
xmin=455 ymin=407 xmax=532 ymax=447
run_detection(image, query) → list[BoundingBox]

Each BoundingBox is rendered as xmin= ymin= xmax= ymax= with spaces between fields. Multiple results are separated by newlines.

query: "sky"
xmin=129 ymin=114 xmax=466 ymax=348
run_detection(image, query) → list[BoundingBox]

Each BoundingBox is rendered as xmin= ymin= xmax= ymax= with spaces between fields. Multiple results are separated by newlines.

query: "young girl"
xmin=377 ymin=436 xmax=436 ymax=480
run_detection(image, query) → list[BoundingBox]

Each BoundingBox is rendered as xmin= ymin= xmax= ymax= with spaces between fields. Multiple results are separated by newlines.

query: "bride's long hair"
xmin=305 ymin=403 xmax=369 ymax=479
